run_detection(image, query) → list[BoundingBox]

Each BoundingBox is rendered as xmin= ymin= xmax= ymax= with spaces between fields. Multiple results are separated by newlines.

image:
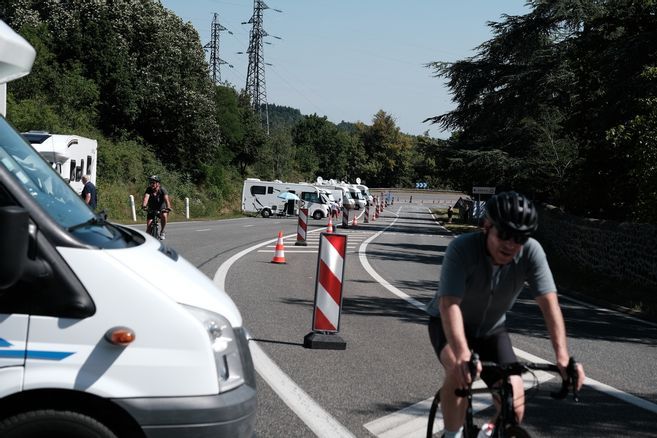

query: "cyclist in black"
xmin=142 ymin=175 xmax=171 ymax=240
xmin=426 ymin=191 xmax=585 ymax=438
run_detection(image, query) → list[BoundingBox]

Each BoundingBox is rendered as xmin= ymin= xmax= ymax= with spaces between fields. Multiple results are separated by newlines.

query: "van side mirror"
xmin=0 ymin=206 xmax=29 ymax=289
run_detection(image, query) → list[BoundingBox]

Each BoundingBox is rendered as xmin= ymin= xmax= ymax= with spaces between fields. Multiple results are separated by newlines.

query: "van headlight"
xmin=184 ymin=305 xmax=245 ymax=392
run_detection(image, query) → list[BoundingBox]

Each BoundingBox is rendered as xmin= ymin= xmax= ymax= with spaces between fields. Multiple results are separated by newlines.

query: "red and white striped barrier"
xmin=341 ymin=206 xmax=349 ymax=228
xmin=295 ymin=208 xmax=308 ymax=246
xmin=303 ymin=232 xmax=347 ymax=349
xmin=364 ymin=205 xmax=369 ymax=223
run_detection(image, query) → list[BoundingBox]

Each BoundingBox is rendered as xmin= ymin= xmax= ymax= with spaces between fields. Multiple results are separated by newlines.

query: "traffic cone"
xmin=327 ymin=215 xmax=334 ymax=233
xmin=271 ymin=231 xmax=286 ymax=264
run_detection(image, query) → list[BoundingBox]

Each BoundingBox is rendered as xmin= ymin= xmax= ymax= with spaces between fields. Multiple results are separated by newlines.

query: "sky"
xmin=159 ymin=0 xmax=531 ymax=138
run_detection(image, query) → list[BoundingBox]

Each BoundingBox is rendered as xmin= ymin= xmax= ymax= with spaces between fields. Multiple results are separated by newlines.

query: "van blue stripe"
xmin=0 ymin=338 xmax=74 ymax=361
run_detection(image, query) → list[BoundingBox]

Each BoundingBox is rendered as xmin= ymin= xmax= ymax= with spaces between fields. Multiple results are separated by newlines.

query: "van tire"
xmin=0 ymin=410 xmax=118 ymax=438
xmin=261 ymin=209 xmax=272 ymax=218
xmin=312 ymin=210 xmax=324 ymax=220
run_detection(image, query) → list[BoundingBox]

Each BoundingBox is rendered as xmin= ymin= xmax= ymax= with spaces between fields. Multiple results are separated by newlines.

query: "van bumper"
xmin=113 ymin=383 xmax=257 ymax=438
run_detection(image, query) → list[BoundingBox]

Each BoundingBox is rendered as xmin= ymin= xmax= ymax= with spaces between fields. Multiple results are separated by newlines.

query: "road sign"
xmin=472 ymin=186 xmax=495 ymax=195
xmin=415 ymin=182 xmax=428 ymax=189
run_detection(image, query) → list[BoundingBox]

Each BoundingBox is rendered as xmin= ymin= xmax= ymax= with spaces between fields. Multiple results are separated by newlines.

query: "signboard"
xmin=472 ymin=186 xmax=495 ymax=195
xmin=415 ymin=182 xmax=428 ymax=189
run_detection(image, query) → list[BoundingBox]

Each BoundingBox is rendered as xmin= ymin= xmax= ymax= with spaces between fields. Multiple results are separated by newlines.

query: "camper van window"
xmin=70 ymin=159 xmax=76 ymax=181
xmin=76 ymin=165 xmax=83 ymax=182
xmin=301 ymin=192 xmax=320 ymax=203
xmin=87 ymin=155 xmax=92 ymax=174
xmin=268 ymin=186 xmax=273 ymax=194
xmin=250 ymin=185 xmax=266 ymax=196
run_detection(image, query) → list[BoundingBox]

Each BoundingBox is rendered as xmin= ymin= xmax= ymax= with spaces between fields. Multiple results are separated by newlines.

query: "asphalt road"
xmin=159 ymin=198 xmax=657 ymax=437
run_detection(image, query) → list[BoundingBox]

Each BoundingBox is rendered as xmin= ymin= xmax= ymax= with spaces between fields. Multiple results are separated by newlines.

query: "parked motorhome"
xmin=22 ymin=131 xmax=97 ymax=194
xmin=346 ymin=185 xmax=366 ymax=209
xmin=242 ymin=179 xmax=330 ymax=219
xmin=316 ymin=183 xmax=355 ymax=210
xmin=355 ymin=183 xmax=373 ymax=206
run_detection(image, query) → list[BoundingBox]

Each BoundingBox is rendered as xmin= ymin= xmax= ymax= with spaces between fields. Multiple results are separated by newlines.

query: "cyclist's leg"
xmin=146 ymin=213 xmax=154 ymax=235
xmin=479 ymin=328 xmax=525 ymax=424
xmin=160 ymin=203 xmax=168 ymax=232
xmin=428 ymin=316 xmax=467 ymax=436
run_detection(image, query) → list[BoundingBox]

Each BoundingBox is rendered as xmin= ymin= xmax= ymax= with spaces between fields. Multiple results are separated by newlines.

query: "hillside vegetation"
xmin=3 ymin=0 xmax=655 ymax=224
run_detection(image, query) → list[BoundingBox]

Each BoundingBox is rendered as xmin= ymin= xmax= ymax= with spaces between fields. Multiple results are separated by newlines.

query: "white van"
xmin=0 ymin=21 xmax=256 ymax=437
xmin=242 ymin=178 xmax=330 ymax=220
xmin=23 ymin=131 xmax=97 ymax=195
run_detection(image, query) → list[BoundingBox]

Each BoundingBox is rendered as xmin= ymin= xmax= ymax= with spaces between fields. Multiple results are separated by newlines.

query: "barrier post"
xmin=364 ymin=205 xmax=369 ymax=223
xmin=129 ymin=195 xmax=137 ymax=222
xmin=185 ymin=197 xmax=190 ymax=219
xmin=303 ymin=232 xmax=348 ymax=350
xmin=295 ymin=208 xmax=308 ymax=246
xmin=341 ymin=206 xmax=349 ymax=228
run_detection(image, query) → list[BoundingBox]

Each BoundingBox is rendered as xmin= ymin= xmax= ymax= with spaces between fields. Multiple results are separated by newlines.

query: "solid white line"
xmin=213 ymin=227 xmax=355 ymax=438
xmin=358 ymin=209 xmax=425 ymax=311
xmin=195 ymin=228 xmax=212 ymax=232
xmin=249 ymin=342 xmax=356 ymax=438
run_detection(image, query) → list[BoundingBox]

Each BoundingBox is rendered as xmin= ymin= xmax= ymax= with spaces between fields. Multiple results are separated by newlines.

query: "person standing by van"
xmin=81 ymin=174 xmax=97 ymax=210
xmin=142 ymin=175 xmax=171 ymax=240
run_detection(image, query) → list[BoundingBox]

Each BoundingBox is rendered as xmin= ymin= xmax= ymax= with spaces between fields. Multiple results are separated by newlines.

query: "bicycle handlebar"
xmin=456 ymin=355 xmax=580 ymax=402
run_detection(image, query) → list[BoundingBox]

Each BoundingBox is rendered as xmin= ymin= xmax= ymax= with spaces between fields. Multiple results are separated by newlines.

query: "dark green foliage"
xmin=426 ymin=0 xmax=657 ymax=222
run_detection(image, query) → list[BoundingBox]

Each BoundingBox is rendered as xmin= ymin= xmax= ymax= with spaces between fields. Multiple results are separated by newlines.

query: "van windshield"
xmin=0 ymin=118 xmax=93 ymax=229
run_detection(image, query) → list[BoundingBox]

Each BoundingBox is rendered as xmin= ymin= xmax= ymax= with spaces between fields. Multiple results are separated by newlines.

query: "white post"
xmin=185 ymin=197 xmax=190 ymax=220
xmin=129 ymin=195 xmax=136 ymax=222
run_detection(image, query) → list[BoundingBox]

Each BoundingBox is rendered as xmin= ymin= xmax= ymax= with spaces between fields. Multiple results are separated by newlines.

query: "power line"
xmin=204 ymin=13 xmax=233 ymax=85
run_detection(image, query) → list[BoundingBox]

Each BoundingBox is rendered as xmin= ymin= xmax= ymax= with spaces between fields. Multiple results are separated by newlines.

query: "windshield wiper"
xmin=68 ymin=214 xmax=107 ymax=232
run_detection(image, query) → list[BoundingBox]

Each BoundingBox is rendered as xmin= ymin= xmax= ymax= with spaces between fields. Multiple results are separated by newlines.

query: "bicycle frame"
xmin=427 ymin=357 xmax=579 ymax=438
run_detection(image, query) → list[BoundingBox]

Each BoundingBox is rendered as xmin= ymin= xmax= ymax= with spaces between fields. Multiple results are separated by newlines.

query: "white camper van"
xmin=355 ymin=183 xmax=373 ymax=206
xmin=242 ymin=178 xmax=330 ymax=220
xmin=23 ymin=131 xmax=97 ymax=194
xmin=346 ymin=185 xmax=366 ymax=210
xmin=316 ymin=183 xmax=355 ymax=210
xmin=0 ymin=21 xmax=256 ymax=437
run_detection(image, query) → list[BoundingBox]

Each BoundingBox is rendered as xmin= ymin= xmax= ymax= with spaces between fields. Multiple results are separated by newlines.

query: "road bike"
xmin=426 ymin=355 xmax=580 ymax=438
xmin=146 ymin=207 xmax=171 ymax=240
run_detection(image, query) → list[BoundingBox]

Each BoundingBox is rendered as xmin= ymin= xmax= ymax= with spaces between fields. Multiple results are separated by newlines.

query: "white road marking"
xmin=195 ymin=228 xmax=212 ymax=232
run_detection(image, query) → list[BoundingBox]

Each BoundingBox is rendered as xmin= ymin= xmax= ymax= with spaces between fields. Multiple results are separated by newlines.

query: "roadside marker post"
xmin=295 ymin=208 xmax=308 ymax=246
xmin=341 ymin=206 xmax=349 ymax=228
xmin=304 ymin=232 xmax=348 ymax=350
xmin=364 ymin=206 xmax=369 ymax=223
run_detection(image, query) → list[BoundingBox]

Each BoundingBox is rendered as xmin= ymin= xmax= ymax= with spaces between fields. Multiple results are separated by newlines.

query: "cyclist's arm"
xmin=535 ymin=292 xmax=585 ymax=389
xmin=164 ymin=193 xmax=172 ymax=210
xmin=439 ymin=295 xmax=476 ymax=387
xmin=142 ymin=192 xmax=150 ymax=209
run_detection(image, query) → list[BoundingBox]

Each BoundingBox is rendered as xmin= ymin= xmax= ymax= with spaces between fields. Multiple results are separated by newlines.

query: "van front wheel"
xmin=261 ymin=209 xmax=272 ymax=218
xmin=0 ymin=410 xmax=118 ymax=438
xmin=312 ymin=210 xmax=324 ymax=220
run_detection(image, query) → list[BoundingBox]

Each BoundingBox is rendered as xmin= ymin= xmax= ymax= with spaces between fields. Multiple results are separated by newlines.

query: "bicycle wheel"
xmin=502 ymin=425 xmax=531 ymax=438
xmin=151 ymin=221 xmax=159 ymax=238
xmin=426 ymin=388 xmax=441 ymax=438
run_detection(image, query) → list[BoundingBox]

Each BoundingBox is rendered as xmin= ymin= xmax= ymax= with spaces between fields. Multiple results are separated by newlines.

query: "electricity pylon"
xmin=204 ymin=13 xmax=232 ymax=85
xmin=244 ymin=0 xmax=281 ymax=134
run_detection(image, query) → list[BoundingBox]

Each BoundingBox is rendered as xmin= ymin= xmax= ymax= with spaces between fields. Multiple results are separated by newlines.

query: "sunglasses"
xmin=495 ymin=228 xmax=530 ymax=244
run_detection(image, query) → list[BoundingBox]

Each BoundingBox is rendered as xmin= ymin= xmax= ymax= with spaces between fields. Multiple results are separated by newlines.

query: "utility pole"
xmin=243 ymin=0 xmax=281 ymax=135
xmin=204 ymin=13 xmax=232 ymax=85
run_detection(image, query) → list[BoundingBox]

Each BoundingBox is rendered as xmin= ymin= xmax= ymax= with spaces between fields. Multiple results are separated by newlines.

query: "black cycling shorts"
xmin=428 ymin=316 xmax=517 ymax=386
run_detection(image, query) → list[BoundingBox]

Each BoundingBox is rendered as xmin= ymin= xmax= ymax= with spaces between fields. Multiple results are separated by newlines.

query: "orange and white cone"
xmin=326 ymin=215 xmax=334 ymax=233
xmin=271 ymin=231 xmax=286 ymax=264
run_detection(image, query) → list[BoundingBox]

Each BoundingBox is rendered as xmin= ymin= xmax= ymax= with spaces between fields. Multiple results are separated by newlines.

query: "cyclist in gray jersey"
xmin=426 ymin=191 xmax=585 ymax=438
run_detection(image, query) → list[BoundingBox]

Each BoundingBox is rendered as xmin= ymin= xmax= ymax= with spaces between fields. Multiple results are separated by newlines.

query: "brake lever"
xmin=550 ymin=356 xmax=580 ymax=402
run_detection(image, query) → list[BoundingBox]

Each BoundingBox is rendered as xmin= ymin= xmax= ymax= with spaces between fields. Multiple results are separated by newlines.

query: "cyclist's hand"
xmin=558 ymin=357 xmax=585 ymax=391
